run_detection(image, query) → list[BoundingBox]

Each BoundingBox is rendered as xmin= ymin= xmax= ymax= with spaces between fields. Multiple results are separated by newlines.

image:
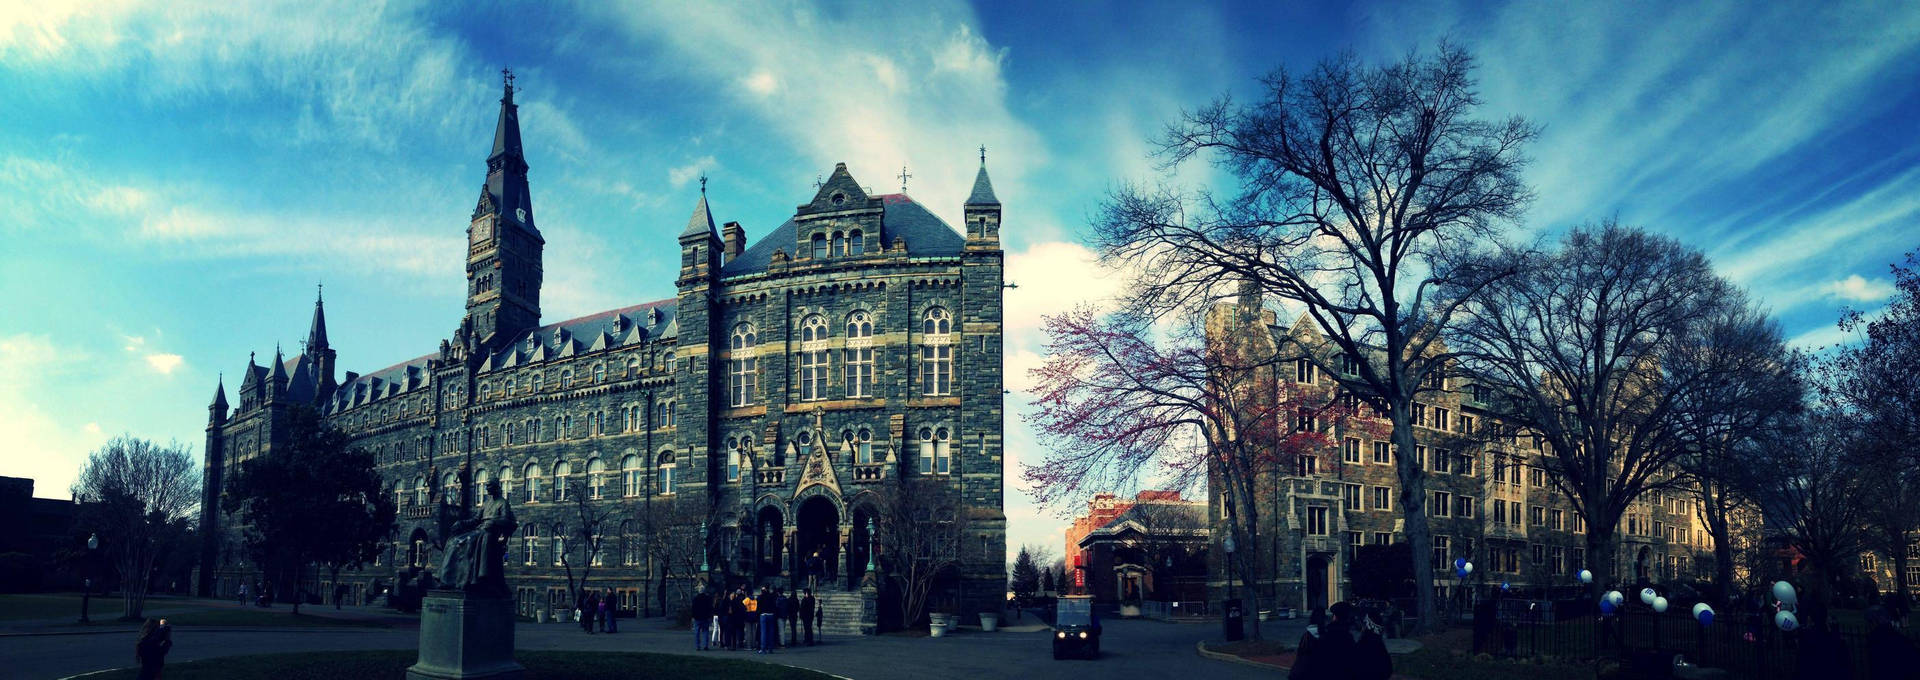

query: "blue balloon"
xmin=1699 ymin=610 xmax=1714 ymax=626
xmin=1454 ymin=557 xmax=1468 ymax=570
xmin=1501 ymin=581 xmax=1511 ymax=591
xmin=1600 ymin=599 xmax=1617 ymax=615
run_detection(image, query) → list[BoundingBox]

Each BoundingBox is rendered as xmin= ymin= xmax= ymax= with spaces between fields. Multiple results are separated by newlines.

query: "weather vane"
xmin=813 ymin=174 xmax=824 ymax=190
xmin=898 ymin=165 xmax=912 ymax=192
xmin=979 ymin=144 xmax=987 ymax=165
xmin=699 ymin=173 xmax=708 ymax=195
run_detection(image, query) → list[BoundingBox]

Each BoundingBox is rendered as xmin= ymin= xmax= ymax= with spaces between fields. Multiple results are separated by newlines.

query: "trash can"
xmin=1222 ymin=598 xmax=1245 ymax=642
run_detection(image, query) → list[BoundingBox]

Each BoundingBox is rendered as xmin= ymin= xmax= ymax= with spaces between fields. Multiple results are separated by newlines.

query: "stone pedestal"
xmin=407 ymin=590 xmax=525 ymax=680
xmin=859 ymin=579 xmax=879 ymax=635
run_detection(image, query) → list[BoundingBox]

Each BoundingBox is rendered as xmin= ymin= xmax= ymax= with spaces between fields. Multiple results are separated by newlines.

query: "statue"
xmin=437 ymin=479 xmax=516 ymax=596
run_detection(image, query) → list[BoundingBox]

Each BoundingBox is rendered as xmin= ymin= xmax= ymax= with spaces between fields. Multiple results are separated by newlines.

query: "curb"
xmin=1194 ymin=640 xmax=1290 ymax=671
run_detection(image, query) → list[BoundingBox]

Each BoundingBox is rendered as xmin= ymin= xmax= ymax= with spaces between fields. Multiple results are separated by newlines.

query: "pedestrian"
xmin=801 ymin=589 xmax=818 ymax=646
xmin=691 ymin=586 xmax=714 ymax=651
xmin=334 ymin=584 xmax=348 ymax=610
xmin=580 ymin=593 xmax=597 ymax=634
xmin=134 ymin=618 xmax=172 ymax=680
xmin=814 ymin=590 xmax=824 ymax=641
xmin=807 ymin=551 xmax=824 ymax=590
xmin=1354 ymin=613 xmax=1395 ymax=680
xmin=1291 ymin=609 xmax=1330 ymax=680
xmin=784 ymin=589 xmax=799 ymax=647
xmin=729 ymin=590 xmax=747 ymax=650
xmin=600 ymin=590 xmax=616 ymax=633
xmin=758 ymin=587 xmax=779 ymax=653
xmin=238 ymin=583 xmax=248 ymax=606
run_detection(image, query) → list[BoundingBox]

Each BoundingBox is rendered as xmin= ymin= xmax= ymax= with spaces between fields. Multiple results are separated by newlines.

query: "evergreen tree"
xmin=1041 ymin=567 xmax=1055 ymax=594
xmin=1010 ymin=546 xmax=1040 ymax=597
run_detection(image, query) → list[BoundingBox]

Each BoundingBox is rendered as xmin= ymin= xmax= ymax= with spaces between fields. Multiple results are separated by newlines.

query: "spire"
xmin=965 ymin=147 xmax=1000 ymax=206
xmin=211 ymin=374 xmax=228 ymax=409
xmin=269 ymin=344 xmax=288 ymax=385
xmin=484 ymin=68 xmax=535 ymax=233
xmin=306 ymin=283 xmax=329 ymax=350
xmin=680 ymin=190 xmax=719 ymax=239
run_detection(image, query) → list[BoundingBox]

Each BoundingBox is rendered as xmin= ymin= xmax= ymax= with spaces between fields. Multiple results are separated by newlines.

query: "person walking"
xmin=1354 ymin=613 xmax=1395 ymax=680
xmin=580 ymin=593 xmax=597 ymax=634
xmin=806 ymin=551 xmax=824 ymax=591
xmin=134 ymin=618 xmax=172 ymax=680
xmin=783 ymin=590 xmax=799 ymax=647
xmin=600 ymin=590 xmax=616 ymax=633
xmin=801 ymin=589 xmax=818 ymax=646
xmin=1291 ymin=609 xmax=1330 ymax=680
xmin=691 ymin=587 xmax=714 ymax=651
xmin=813 ymin=590 xmax=825 ymax=642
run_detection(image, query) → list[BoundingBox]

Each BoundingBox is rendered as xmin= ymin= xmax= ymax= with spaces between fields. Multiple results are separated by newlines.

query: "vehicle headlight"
xmin=1079 ymin=631 xmax=1088 ymax=639
xmin=1056 ymin=631 xmax=1066 ymax=639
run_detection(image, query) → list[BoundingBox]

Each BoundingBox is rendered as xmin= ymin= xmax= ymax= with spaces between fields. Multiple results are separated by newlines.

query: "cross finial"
xmin=699 ymin=174 xmax=708 ymax=195
xmin=502 ymin=68 xmax=515 ymax=90
xmin=979 ymin=144 xmax=987 ymax=165
xmin=316 ymin=281 xmax=323 ymax=303
xmin=898 ymin=165 xmax=912 ymax=192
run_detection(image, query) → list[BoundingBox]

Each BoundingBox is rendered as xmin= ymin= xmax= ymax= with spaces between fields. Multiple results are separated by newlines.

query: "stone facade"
xmin=196 ymin=74 xmax=1007 ymax=627
xmin=1201 ymin=294 xmax=1711 ymax=614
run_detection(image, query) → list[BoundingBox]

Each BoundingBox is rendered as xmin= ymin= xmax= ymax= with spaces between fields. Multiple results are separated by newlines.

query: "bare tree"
xmin=646 ymin=493 xmax=719 ymax=615
xmin=1826 ymin=248 xmax=1920 ymax=604
xmin=874 ymin=477 xmax=969 ymax=629
xmin=1088 ymin=43 xmax=1536 ymax=631
xmin=1747 ymin=407 xmax=1869 ymax=597
xmin=1449 ymin=222 xmax=1788 ymax=600
xmin=72 ymin=436 xmax=201 ymax=619
xmin=548 ymin=477 xmax=618 ymax=613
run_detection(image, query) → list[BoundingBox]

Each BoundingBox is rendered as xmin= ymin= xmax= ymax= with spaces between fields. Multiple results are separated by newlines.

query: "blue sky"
xmin=3 ymin=1 xmax=1917 ymax=563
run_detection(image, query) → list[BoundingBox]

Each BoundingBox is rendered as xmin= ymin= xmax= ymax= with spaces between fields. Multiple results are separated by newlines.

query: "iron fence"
xmin=1491 ymin=609 xmax=1917 ymax=680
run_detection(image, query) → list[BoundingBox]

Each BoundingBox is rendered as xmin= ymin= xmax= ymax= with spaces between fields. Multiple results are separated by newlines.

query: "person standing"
xmin=744 ymin=589 xmax=759 ymax=651
xmin=801 ymin=589 xmax=818 ymax=646
xmin=807 ymin=552 xmax=824 ymax=590
xmin=580 ymin=593 xmax=597 ymax=634
xmin=600 ymin=590 xmax=616 ymax=633
xmin=134 ymin=618 xmax=172 ymax=680
xmin=691 ymin=587 xmax=714 ymax=651
xmin=757 ymin=587 xmax=778 ymax=653
xmin=784 ymin=590 xmax=799 ymax=647
xmin=814 ymin=590 xmax=825 ymax=642
xmin=238 ymin=583 xmax=248 ymax=606
xmin=1354 ymin=613 xmax=1395 ymax=680
xmin=1291 ymin=609 xmax=1329 ymax=680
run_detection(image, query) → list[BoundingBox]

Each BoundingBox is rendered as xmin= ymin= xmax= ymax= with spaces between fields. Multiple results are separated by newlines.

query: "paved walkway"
xmin=6 ymin=608 xmax=1282 ymax=680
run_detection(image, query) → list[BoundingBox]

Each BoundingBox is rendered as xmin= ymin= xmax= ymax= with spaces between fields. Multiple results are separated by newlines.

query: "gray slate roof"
xmin=720 ymin=193 xmax=965 ymax=277
xmin=965 ymin=165 xmax=1000 ymax=206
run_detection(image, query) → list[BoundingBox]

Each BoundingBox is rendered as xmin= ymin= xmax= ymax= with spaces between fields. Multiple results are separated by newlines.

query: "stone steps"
xmin=816 ymin=592 xmax=867 ymax=635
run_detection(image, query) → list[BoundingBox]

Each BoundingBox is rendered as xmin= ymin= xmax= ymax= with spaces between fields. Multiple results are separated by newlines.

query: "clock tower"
xmin=465 ymin=69 xmax=544 ymax=349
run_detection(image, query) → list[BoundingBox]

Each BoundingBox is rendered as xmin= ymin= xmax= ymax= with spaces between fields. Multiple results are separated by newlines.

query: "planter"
xmin=979 ymin=612 xmax=999 ymax=631
xmin=1119 ymin=604 xmax=1142 ymax=618
xmin=929 ymin=620 xmax=949 ymax=638
xmin=536 ymin=610 xmax=548 ymax=624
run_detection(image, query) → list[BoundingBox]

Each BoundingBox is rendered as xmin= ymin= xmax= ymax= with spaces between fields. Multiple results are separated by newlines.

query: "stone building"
xmin=1201 ymin=292 xmax=1710 ymax=615
xmin=196 ymin=74 xmax=1008 ymax=628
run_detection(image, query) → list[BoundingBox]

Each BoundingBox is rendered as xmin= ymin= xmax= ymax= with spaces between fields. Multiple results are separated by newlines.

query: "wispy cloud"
xmin=1823 ymin=274 xmax=1897 ymax=303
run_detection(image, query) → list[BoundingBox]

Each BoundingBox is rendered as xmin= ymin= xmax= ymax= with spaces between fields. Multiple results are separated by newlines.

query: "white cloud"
xmin=1003 ymin=240 xmax=1125 ymax=337
xmin=0 ymin=334 xmax=107 ymax=499
xmin=740 ymin=70 xmax=779 ymax=97
xmin=144 ymin=353 xmax=184 ymax=374
xmin=1823 ymin=274 xmax=1896 ymax=302
xmin=668 ymin=156 xmax=719 ymax=190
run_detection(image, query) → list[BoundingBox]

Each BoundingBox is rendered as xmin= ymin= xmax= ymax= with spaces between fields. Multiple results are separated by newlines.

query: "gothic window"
xmin=561 ymin=369 xmax=573 ymax=388
xmin=811 ymin=233 xmax=828 ymax=260
xmin=799 ymin=314 xmax=829 ymax=401
xmin=553 ymin=460 xmax=572 ymax=501
xmin=656 ymin=400 xmax=675 ymax=428
xmin=498 ymin=465 xmax=514 ymax=498
xmin=730 ymin=323 xmax=758 ymax=406
xmin=832 ymin=231 xmax=846 ymax=256
xmin=657 ymin=450 xmax=676 ymax=495
xmin=920 ymin=307 xmax=952 ymax=396
xmin=395 ymin=479 xmax=409 ymax=508
xmin=844 ymin=428 xmax=874 ymax=464
xmin=506 ymin=378 xmax=516 ymax=397
xmin=848 ymin=229 xmax=864 ymax=255
xmin=844 ymin=311 xmax=875 ymax=398
xmin=561 ymin=415 xmax=573 ymax=439
xmin=626 ymin=357 xmax=638 ymax=378
xmin=727 ymin=437 xmax=743 ymax=482
xmin=531 ymin=373 xmax=543 ymax=393
xmin=524 ymin=462 xmax=543 ymax=503
xmin=586 ymin=458 xmax=605 ymax=499
xmin=474 ymin=469 xmax=491 ymax=509
xmin=621 ymin=454 xmax=641 ymax=497
xmin=552 ymin=525 xmax=566 ymax=566
xmin=594 ymin=364 xmax=605 ymax=383
xmin=414 ymin=476 xmax=428 ymax=507
xmin=442 ymin=472 xmax=458 ymax=502
xmin=523 ymin=525 xmax=538 ymax=565
xmin=918 ymin=427 xmax=952 ymax=475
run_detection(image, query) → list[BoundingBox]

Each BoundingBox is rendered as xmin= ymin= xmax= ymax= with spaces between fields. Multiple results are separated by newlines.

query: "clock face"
xmin=515 ymin=208 xmax=527 ymax=222
xmin=470 ymin=219 xmax=490 ymax=244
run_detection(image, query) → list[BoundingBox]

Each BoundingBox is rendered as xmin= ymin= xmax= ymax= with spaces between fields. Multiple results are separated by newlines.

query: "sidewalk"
xmin=0 ymin=596 xmax=417 ymax=636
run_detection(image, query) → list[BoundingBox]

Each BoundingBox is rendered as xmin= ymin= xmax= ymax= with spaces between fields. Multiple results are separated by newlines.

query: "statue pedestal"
xmin=407 ymin=590 xmax=525 ymax=680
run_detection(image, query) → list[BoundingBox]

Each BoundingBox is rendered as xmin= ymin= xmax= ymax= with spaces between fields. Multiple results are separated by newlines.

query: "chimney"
xmin=722 ymin=221 xmax=745 ymax=261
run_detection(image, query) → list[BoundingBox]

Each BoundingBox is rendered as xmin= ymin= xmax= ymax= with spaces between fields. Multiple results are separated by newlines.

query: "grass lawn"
xmin=158 ymin=608 xmax=395 ymax=628
xmin=0 ymin=593 xmax=132 ymax=621
xmin=85 ymin=650 xmax=837 ymax=679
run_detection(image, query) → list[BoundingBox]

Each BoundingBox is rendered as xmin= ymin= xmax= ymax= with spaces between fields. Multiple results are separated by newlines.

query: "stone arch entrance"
xmin=795 ymin=494 xmax=841 ymax=590
xmin=1306 ymin=553 xmax=1334 ymax=614
xmin=755 ymin=506 xmax=785 ymax=580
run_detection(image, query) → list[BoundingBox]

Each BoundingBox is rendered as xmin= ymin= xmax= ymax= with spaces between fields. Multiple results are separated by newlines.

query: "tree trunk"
xmin=1585 ymin=528 xmax=1618 ymax=602
xmin=1710 ymin=515 xmax=1735 ymax=605
xmin=1389 ymin=404 xmax=1436 ymax=633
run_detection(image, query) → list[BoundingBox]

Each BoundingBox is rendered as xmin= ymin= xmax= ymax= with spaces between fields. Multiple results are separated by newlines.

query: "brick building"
xmin=196 ymin=74 xmax=1007 ymax=629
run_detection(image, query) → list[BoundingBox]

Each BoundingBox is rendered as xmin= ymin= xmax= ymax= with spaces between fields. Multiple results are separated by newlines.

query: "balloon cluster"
xmin=1600 ymin=590 xmax=1625 ymax=616
xmin=1453 ymin=557 xmax=1473 ymax=579
xmin=1772 ymin=581 xmax=1799 ymax=632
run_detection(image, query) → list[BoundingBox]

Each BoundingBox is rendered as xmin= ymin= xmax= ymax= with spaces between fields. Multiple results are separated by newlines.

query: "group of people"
xmin=576 ymin=589 xmax=619 ymax=634
xmin=1289 ymin=601 xmax=1393 ymax=680
xmin=689 ymin=585 xmax=821 ymax=653
xmin=237 ymin=581 xmax=274 ymax=608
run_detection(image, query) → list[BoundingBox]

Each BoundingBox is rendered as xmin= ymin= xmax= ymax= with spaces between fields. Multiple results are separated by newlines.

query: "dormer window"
xmin=525 ymin=336 xmax=537 ymax=352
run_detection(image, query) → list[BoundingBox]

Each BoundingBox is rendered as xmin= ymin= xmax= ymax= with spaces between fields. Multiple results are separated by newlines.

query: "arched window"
xmin=561 ymin=369 xmax=573 ymax=388
xmin=798 ymin=314 xmax=829 ymax=401
xmin=920 ymin=307 xmax=952 ymax=396
xmin=414 ymin=476 xmax=428 ymax=507
xmin=531 ymin=373 xmax=544 ymax=393
xmin=586 ymin=458 xmax=606 ymax=499
xmin=594 ymin=364 xmax=606 ymax=383
xmin=498 ymin=465 xmax=514 ymax=498
xmin=727 ymin=437 xmax=743 ymax=482
xmin=848 ymin=229 xmax=864 ymax=255
xmin=655 ymin=400 xmax=675 ymax=428
xmin=918 ymin=427 xmax=952 ymax=475
xmin=474 ymin=469 xmax=492 ymax=508
xmin=522 ymin=525 xmax=538 ymax=565
xmin=846 ymin=428 xmax=874 ymax=465
xmin=561 ymin=415 xmax=573 ymax=440
xmin=832 ymin=231 xmax=846 ymax=256
xmin=811 ymin=232 xmax=828 ymax=260
xmin=621 ymin=454 xmax=641 ymax=497
xmin=625 ymin=356 xmax=638 ymax=378
xmin=524 ymin=462 xmax=543 ymax=503
xmin=441 ymin=472 xmax=458 ymax=502
xmin=730 ymin=323 xmax=758 ymax=406
xmin=395 ymin=478 xmax=410 ymax=508
xmin=844 ymin=310 xmax=875 ymax=398
xmin=506 ymin=378 xmax=516 ymax=397
xmin=553 ymin=460 xmax=572 ymax=501
xmin=552 ymin=524 xmax=566 ymax=566
xmin=657 ymin=450 xmax=677 ymax=495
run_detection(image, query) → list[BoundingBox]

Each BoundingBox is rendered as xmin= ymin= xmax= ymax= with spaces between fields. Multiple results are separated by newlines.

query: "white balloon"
xmin=1641 ymin=588 xmax=1658 ymax=605
xmin=1606 ymin=591 xmax=1625 ymax=607
xmin=1772 ymin=581 xmax=1798 ymax=607
xmin=1653 ymin=596 xmax=1669 ymax=613
xmin=1463 ymin=562 xmax=1474 ymax=575
xmin=1579 ymin=569 xmax=1593 ymax=584
xmin=1691 ymin=603 xmax=1710 ymax=618
xmin=1775 ymin=610 xmax=1799 ymax=632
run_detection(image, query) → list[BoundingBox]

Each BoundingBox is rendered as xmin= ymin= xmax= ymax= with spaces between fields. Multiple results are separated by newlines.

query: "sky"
xmin=3 ymin=1 xmax=1917 ymax=566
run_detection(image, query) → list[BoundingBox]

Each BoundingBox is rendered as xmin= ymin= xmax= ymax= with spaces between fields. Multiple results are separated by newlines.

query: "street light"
xmin=865 ymin=517 xmax=876 ymax=573
xmin=79 ymin=533 xmax=98 ymax=624
xmin=1223 ymin=534 xmax=1236 ymax=602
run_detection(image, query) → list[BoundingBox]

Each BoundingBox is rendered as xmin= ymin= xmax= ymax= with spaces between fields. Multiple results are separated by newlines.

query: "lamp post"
xmin=79 ymin=533 xmax=98 ymax=624
xmin=865 ymin=517 xmax=876 ymax=573
xmin=1223 ymin=534 xmax=1236 ymax=602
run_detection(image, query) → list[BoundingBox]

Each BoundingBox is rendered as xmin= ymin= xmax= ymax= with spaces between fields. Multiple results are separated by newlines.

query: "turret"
xmin=964 ymin=147 xmax=1001 ymax=245
xmin=209 ymin=374 xmax=229 ymax=425
xmin=306 ymin=285 xmax=337 ymax=403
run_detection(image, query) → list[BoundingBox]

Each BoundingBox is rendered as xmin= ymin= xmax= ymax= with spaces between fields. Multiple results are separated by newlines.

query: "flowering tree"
xmin=1024 ymin=305 xmax=1376 ymax=639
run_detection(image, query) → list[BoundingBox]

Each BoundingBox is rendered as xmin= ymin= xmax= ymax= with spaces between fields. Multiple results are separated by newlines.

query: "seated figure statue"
xmin=438 ymin=479 xmax=517 ymax=596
